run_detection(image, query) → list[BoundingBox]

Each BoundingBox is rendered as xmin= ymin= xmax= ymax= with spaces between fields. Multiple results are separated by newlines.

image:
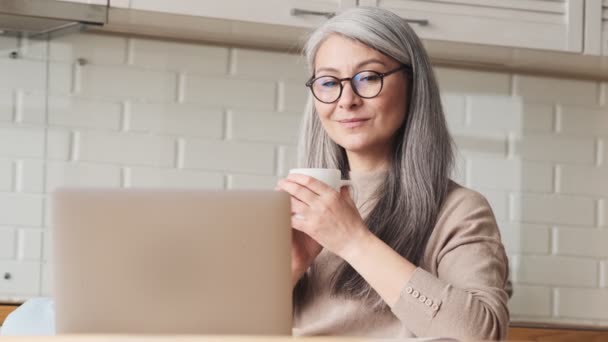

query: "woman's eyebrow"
xmin=315 ymin=59 xmax=387 ymax=75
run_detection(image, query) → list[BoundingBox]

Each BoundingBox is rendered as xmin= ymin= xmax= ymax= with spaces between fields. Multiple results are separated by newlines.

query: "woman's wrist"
xmin=338 ymin=225 xmax=375 ymax=264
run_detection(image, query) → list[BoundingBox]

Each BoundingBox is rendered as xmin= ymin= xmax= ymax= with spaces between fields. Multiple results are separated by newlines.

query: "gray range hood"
xmin=0 ymin=0 xmax=107 ymax=36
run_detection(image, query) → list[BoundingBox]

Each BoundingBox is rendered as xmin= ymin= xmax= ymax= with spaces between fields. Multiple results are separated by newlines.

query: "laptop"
xmin=51 ymin=188 xmax=292 ymax=335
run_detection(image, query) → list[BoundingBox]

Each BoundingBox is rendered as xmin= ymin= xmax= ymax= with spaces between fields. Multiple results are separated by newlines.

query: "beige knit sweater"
xmin=293 ymin=170 xmax=511 ymax=340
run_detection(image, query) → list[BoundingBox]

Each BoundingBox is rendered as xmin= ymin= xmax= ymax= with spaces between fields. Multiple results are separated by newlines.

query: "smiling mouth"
xmin=337 ymin=118 xmax=370 ymax=128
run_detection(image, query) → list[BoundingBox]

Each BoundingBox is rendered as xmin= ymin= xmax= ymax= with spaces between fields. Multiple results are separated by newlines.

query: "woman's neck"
xmin=346 ymin=149 xmax=390 ymax=172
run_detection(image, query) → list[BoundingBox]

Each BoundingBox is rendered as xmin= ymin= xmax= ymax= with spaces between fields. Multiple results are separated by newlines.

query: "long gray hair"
xmin=295 ymin=7 xmax=455 ymax=310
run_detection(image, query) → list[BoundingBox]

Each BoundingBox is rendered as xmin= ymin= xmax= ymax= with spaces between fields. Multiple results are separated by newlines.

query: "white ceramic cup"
xmin=288 ymin=168 xmax=351 ymax=191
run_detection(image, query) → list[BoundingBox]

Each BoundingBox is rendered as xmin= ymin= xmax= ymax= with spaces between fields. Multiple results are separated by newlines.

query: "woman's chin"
xmin=337 ymin=140 xmax=375 ymax=154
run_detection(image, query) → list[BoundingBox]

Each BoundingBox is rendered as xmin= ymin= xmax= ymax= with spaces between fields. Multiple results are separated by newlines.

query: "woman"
xmin=276 ymin=7 xmax=511 ymax=340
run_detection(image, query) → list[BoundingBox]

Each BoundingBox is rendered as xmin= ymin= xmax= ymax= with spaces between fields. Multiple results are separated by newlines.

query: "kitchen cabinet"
xmin=109 ymin=0 xmax=357 ymax=28
xmin=358 ymin=0 xmax=584 ymax=53
xmin=584 ymin=0 xmax=608 ymax=55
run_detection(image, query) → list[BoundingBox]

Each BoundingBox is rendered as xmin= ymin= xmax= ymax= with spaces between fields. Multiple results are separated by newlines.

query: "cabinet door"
xmin=583 ymin=0 xmax=607 ymax=55
xmin=114 ymin=0 xmax=357 ymax=28
xmin=359 ymin=0 xmax=583 ymax=52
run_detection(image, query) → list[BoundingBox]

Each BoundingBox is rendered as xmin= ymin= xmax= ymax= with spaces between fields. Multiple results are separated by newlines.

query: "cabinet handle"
xmin=291 ymin=8 xmax=336 ymax=19
xmin=405 ymin=19 xmax=429 ymax=26
xmin=4 ymin=272 xmax=11 ymax=280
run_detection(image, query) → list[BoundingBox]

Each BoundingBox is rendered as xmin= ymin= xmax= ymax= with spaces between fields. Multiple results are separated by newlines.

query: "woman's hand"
xmin=291 ymin=228 xmax=322 ymax=287
xmin=277 ymin=173 xmax=371 ymax=260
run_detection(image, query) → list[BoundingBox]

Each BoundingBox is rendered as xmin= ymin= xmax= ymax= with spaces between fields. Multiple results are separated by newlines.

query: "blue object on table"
xmin=1 ymin=298 xmax=55 ymax=336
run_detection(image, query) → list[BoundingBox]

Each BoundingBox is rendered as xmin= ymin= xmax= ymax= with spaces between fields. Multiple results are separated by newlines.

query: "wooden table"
xmin=3 ymin=303 xmax=608 ymax=341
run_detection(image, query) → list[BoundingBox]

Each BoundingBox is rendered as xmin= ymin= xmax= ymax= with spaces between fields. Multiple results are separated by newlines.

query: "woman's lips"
xmin=337 ymin=118 xmax=370 ymax=128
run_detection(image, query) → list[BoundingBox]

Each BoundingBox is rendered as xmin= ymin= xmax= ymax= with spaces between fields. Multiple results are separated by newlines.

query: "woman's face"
xmin=312 ymin=34 xmax=409 ymax=156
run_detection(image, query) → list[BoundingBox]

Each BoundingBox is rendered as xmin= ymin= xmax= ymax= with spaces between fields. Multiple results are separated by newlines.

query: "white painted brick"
xmin=468 ymin=156 xmax=553 ymax=192
xmin=46 ymin=162 xmax=122 ymax=192
xmin=0 ymin=126 xmax=44 ymax=158
xmin=509 ymin=285 xmax=552 ymax=317
xmin=39 ymin=229 xmax=52 ymax=263
xmin=228 ymin=174 xmax=279 ymax=190
xmin=49 ymin=33 xmax=127 ymax=64
xmin=0 ymin=90 xmax=13 ymax=122
xmin=282 ymin=82 xmax=308 ymax=113
xmin=41 ymin=262 xmax=51 ymax=296
xmin=0 ymin=194 xmax=43 ymax=226
xmin=0 ymin=260 xmax=41 ymax=295
xmin=453 ymin=134 xmax=507 ymax=155
xmin=602 ymin=200 xmax=607 ymax=228
xmin=231 ymin=111 xmax=300 ymax=144
xmin=234 ymin=49 xmax=307 ymax=81
xmin=79 ymin=65 xmax=177 ymax=101
xmin=511 ymin=194 xmax=595 ymax=226
xmin=184 ymin=75 xmax=276 ymax=110
xmin=556 ymin=288 xmax=608 ymax=320
xmin=20 ymin=159 xmax=45 ymax=193
xmin=183 ymin=139 xmax=275 ymax=175
xmin=513 ymin=135 xmax=595 ymax=164
xmin=560 ymin=164 xmax=608 ymax=196
xmin=515 ymin=256 xmax=597 ymax=287
xmin=17 ymin=229 xmax=42 ymax=260
xmin=515 ymin=75 xmax=600 ymax=106
xmin=441 ymin=95 xmax=465 ymax=129
xmin=47 ymin=129 xmax=72 ymax=161
xmin=434 ymin=67 xmax=511 ymax=95
xmin=522 ymin=103 xmax=554 ymax=133
xmin=77 ymin=132 xmax=175 ymax=167
xmin=129 ymin=102 xmax=223 ymax=138
xmin=278 ymin=145 xmax=298 ymax=177
xmin=48 ymin=62 xmax=73 ymax=94
xmin=22 ymin=36 xmax=48 ymax=59
xmin=498 ymin=222 xmax=550 ymax=254
xmin=0 ymin=159 xmax=13 ymax=191
xmin=468 ymin=96 xmax=523 ymax=134
xmin=49 ymin=96 xmax=122 ymax=130
xmin=556 ymin=227 xmax=608 ymax=258
xmin=128 ymin=167 xmax=224 ymax=189
xmin=472 ymin=189 xmax=508 ymax=221
xmin=451 ymin=151 xmax=466 ymax=185
xmin=23 ymin=94 xmax=122 ymax=129
xmin=131 ymin=38 xmax=228 ymax=75
xmin=0 ymin=227 xmax=16 ymax=259
xmin=560 ymin=105 xmax=608 ymax=136
xmin=0 ymin=58 xmax=47 ymax=91
xmin=20 ymin=92 xmax=46 ymax=125
xmin=604 ymin=138 xmax=608 ymax=167
xmin=603 ymin=261 xmax=607 ymax=288
xmin=0 ymin=36 xmax=18 ymax=51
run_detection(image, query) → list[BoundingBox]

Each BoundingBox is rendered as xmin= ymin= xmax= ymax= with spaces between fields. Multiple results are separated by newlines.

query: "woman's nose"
xmin=338 ymin=81 xmax=362 ymax=109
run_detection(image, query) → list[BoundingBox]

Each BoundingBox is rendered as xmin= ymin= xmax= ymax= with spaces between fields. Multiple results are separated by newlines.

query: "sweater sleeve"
xmin=390 ymin=189 xmax=511 ymax=340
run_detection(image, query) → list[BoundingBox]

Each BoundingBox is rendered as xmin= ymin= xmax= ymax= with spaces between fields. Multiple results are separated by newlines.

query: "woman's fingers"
xmin=277 ymin=179 xmax=317 ymax=205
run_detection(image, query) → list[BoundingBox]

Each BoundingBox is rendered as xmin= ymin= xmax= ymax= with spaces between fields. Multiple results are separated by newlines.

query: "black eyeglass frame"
xmin=305 ymin=64 xmax=411 ymax=104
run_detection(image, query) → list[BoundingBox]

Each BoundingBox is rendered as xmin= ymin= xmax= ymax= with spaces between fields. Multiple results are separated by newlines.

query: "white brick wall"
xmin=556 ymin=288 xmax=608 ymax=320
xmin=514 ymin=75 xmax=600 ymax=106
xmin=130 ymin=38 xmax=229 ymax=75
xmin=127 ymin=167 xmax=224 ymax=189
xmin=128 ymin=102 xmax=224 ymax=139
xmin=512 ymin=135 xmax=596 ymax=164
xmin=184 ymin=75 xmax=276 ymax=110
xmin=514 ymin=256 xmax=598 ymax=287
xmin=183 ymin=139 xmax=275 ymax=175
xmin=0 ymin=227 xmax=16 ymax=259
xmin=0 ymin=90 xmax=13 ymax=122
xmin=511 ymin=194 xmax=596 ymax=226
xmin=1 ymin=31 xmax=607 ymax=326
xmin=509 ymin=285 xmax=552 ymax=317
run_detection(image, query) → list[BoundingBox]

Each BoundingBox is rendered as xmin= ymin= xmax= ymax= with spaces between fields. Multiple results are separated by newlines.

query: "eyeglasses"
xmin=305 ymin=65 xmax=410 ymax=104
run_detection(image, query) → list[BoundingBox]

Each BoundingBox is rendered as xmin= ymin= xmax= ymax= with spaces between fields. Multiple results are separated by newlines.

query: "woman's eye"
xmin=321 ymin=80 xmax=338 ymax=87
xmin=360 ymin=74 xmax=381 ymax=82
